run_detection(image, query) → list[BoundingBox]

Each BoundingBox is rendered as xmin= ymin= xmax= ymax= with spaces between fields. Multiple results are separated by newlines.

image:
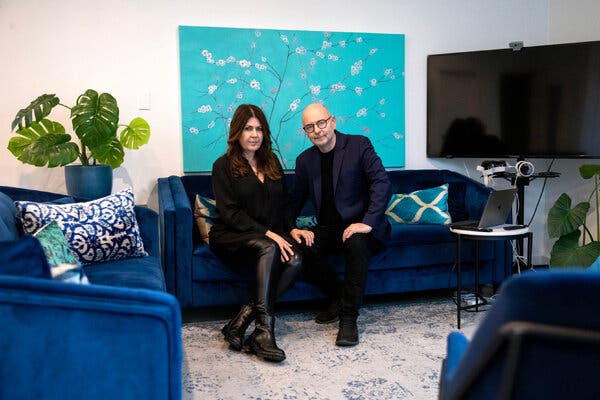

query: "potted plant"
xmin=547 ymin=164 xmax=600 ymax=267
xmin=7 ymin=89 xmax=150 ymax=199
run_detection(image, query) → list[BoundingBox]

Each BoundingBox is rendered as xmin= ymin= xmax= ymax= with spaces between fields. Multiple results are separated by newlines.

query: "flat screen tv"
xmin=427 ymin=40 xmax=600 ymax=158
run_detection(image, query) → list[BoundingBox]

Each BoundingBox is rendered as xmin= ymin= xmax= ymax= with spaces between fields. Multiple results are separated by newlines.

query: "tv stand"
xmin=489 ymin=169 xmax=560 ymax=270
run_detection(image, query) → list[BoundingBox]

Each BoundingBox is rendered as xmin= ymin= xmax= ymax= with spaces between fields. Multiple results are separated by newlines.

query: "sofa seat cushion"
xmin=192 ymin=245 xmax=250 ymax=282
xmin=84 ymin=256 xmax=165 ymax=292
xmin=387 ymin=224 xmax=455 ymax=246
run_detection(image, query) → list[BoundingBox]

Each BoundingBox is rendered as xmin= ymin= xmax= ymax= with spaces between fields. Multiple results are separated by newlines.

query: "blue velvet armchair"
xmin=0 ymin=185 xmax=182 ymax=399
xmin=439 ymin=270 xmax=600 ymax=400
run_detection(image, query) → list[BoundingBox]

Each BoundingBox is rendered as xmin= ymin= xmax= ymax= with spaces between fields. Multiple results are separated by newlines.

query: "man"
xmin=290 ymin=103 xmax=391 ymax=346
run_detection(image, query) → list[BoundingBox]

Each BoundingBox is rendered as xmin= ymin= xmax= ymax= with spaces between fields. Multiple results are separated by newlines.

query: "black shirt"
xmin=210 ymin=155 xmax=291 ymax=238
xmin=318 ymin=150 xmax=342 ymax=226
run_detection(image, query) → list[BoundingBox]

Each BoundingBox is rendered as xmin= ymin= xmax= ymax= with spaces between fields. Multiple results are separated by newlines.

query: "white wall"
xmin=1 ymin=0 xmax=599 ymax=264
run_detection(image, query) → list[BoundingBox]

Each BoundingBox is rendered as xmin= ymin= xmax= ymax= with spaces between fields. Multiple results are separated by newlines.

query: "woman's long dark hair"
xmin=226 ymin=104 xmax=282 ymax=180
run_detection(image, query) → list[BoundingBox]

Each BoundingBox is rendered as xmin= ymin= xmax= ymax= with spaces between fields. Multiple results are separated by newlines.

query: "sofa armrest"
xmin=0 ymin=275 xmax=181 ymax=399
xmin=464 ymin=182 xmax=493 ymax=220
xmin=135 ymin=205 xmax=159 ymax=258
xmin=158 ymin=176 xmax=194 ymax=306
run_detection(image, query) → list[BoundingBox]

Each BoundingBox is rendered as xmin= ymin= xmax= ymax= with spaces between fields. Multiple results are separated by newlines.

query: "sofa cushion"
xmin=0 ymin=236 xmax=51 ymax=279
xmin=387 ymin=223 xmax=455 ymax=246
xmin=15 ymin=188 xmax=147 ymax=265
xmin=83 ymin=255 xmax=166 ymax=291
xmin=386 ymin=184 xmax=451 ymax=225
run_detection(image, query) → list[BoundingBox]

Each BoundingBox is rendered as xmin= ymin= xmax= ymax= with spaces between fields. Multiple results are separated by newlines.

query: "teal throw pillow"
xmin=386 ymin=184 xmax=451 ymax=225
xmin=295 ymin=215 xmax=317 ymax=229
xmin=33 ymin=221 xmax=79 ymax=267
xmin=34 ymin=221 xmax=89 ymax=284
xmin=15 ymin=188 xmax=147 ymax=265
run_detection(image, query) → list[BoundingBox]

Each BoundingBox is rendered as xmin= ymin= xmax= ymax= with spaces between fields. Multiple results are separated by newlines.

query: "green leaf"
xmin=11 ymin=94 xmax=60 ymax=131
xmin=7 ymin=119 xmax=79 ymax=167
xmin=579 ymin=164 xmax=600 ymax=179
xmin=550 ymin=230 xmax=600 ymax=267
xmin=89 ymin=137 xmax=125 ymax=168
xmin=71 ymin=89 xmax=119 ymax=148
xmin=119 ymin=117 xmax=150 ymax=150
xmin=547 ymin=193 xmax=590 ymax=238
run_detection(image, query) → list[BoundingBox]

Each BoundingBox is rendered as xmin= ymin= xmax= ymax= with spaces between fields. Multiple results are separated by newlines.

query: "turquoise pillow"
xmin=33 ymin=221 xmax=79 ymax=267
xmin=295 ymin=215 xmax=317 ymax=229
xmin=386 ymin=184 xmax=451 ymax=225
xmin=33 ymin=221 xmax=89 ymax=284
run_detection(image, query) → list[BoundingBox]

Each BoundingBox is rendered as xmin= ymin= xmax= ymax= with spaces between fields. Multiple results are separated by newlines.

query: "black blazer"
xmin=292 ymin=131 xmax=391 ymax=242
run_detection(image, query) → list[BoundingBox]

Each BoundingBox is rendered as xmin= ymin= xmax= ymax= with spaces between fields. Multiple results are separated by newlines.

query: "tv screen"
xmin=427 ymin=40 xmax=600 ymax=158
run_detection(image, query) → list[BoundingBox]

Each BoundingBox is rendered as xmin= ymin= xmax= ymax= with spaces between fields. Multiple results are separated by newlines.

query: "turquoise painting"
xmin=179 ymin=26 xmax=405 ymax=172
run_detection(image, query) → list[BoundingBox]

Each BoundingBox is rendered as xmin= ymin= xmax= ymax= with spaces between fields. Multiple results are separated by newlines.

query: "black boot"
xmin=315 ymin=298 xmax=340 ymax=324
xmin=244 ymin=313 xmax=286 ymax=362
xmin=221 ymin=301 xmax=256 ymax=351
xmin=335 ymin=315 xmax=359 ymax=347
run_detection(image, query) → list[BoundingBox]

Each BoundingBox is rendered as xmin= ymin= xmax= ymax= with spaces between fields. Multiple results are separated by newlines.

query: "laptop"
xmin=450 ymin=188 xmax=518 ymax=231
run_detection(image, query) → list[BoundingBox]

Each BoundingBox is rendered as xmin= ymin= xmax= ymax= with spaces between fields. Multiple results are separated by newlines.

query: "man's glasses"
xmin=302 ymin=116 xmax=332 ymax=133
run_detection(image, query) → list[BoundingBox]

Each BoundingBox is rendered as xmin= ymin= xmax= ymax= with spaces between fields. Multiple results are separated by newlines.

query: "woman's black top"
xmin=209 ymin=155 xmax=292 ymax=243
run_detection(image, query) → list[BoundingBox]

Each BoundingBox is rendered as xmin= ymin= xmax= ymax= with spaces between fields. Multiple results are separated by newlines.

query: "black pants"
xmin=211 ymin=235 xmax=302 ymax=313
xmin=298 ymin=225 xmax=384 ymax=317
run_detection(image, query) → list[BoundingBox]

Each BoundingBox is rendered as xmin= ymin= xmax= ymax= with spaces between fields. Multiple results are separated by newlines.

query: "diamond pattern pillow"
xmin=15 ymin=188 xmax=147 ymax=264
xmin=386 ymin=184 xmax=451 ymax=225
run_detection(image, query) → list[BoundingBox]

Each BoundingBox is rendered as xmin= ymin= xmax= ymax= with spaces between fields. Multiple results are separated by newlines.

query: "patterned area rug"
xmin=181 ymin=295 xmax=484 ymax=400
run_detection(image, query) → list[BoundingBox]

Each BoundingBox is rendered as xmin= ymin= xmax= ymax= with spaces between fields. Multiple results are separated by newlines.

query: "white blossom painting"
xmin=179 ymin=26 xmax=405 ymax=172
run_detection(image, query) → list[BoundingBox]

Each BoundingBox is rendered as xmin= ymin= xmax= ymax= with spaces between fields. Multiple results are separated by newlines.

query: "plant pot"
xmin=64 ymin=164 xmax=113 ymax=200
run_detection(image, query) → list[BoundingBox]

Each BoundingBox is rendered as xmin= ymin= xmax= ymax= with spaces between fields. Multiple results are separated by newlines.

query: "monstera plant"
xmin=8 ymin=89 xmax=150 ymax=168
xmin=547 ymin=164 xmax=600 ymax=267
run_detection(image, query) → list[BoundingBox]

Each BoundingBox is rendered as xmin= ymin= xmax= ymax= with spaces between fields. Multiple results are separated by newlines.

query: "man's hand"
xmin=342 ymin=222 xmax=372 ymax=242
xmin=291 ymin=228 xmax=315 ymax=247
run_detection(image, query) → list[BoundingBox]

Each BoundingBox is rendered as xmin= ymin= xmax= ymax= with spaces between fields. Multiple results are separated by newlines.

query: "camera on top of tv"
xmin=477 ymin=160 xmax=508 ymax=175
xmin=477 ymin=160 xmax=535 ymax=186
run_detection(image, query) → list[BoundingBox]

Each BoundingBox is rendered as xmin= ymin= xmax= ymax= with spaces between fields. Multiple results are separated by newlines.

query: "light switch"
xmin=137 ymin=91 xmax=151 ymax=110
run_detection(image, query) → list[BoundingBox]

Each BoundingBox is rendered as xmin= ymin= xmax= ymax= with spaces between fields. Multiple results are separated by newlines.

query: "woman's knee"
xmin=284 ymin=248 xmax=303 ymax=270
xmin=248 ymin=238 xmax=279 ymax=258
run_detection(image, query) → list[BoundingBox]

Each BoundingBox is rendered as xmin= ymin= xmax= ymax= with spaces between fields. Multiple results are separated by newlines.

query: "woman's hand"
xmin=265 ymin=230 xmax=295 ymax=262
xmin=290 ymin=228 xmax=315 ymax=247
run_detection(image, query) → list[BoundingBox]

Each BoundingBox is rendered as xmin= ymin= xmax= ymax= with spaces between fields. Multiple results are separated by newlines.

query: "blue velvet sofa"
xmin=0 ymin=186 xmax=182 ymax=400
xmin=158 ymin=169 xmax=513 ymax=308
xmin=439 ymin=270 xmax=600 ymax=400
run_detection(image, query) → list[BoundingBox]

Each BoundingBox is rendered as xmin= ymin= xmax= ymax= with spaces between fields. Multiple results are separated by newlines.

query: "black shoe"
xmin=244 ymin=313 xmax=286 ymax=362
xmin=221 ymin=302 xmax=256 ymax=351
xmin=315 ymin=300 xmax=340 ymax=324
xmin=335 ymin=316 xmax=359 ymax=346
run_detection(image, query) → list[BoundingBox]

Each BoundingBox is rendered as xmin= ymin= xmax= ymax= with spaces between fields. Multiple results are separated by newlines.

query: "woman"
xmin=209 ymin=104 xmax=313 ymax=362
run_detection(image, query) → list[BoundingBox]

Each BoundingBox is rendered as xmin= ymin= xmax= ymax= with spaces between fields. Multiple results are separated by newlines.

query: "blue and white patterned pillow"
xmin=15 ymin=188 xmax=147 ymax=264
xmin=386 ymin=184 xmax=452 ymax=225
